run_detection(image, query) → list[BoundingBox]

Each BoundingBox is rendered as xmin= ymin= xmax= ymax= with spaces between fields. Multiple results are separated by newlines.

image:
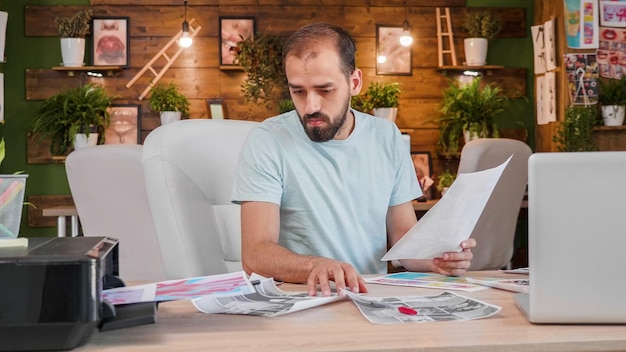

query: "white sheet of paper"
xmin=381 ymin=157 xmax=511 ymax=261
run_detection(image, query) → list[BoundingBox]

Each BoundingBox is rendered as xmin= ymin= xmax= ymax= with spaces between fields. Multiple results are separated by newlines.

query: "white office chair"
xmin=65 ymin=144 xmax=167 ymax=281
xmin=142 ymin=119 xmax=259 ymax=279
xmin=457 ymin=138 xmax=532 ymax=270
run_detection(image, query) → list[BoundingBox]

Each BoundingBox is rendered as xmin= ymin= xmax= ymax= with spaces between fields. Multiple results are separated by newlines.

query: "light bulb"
xmin=179 ymin=32 xmax=192 ymax=48
xmin=400 ymin=20 xmax=413 ymax=47
xmin=400 ymin=34 xmax=413 ymax=46
xmin=179 ymin=21 xmax=192 ymax=48
xmin=378 ymin=55 xmax=387 ymax=64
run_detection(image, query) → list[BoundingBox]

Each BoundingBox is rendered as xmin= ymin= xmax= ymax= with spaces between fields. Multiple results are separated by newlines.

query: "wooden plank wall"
xmin=25 ymin=1 xmax=526 ymax=175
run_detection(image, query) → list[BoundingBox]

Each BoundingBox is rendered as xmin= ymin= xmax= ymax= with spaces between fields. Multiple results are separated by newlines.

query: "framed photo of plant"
xmin=376 ymin=25 xmax=412 ymax=76
xmin=205 ymin=98 xmax=225 ymax=119
xmin=91 ymin=17 xmax=130 ymax=68
xmin=105 ymin=104 xmax=141 ymax=145
xmin=219 ymin=17 xmax=255 ymax=66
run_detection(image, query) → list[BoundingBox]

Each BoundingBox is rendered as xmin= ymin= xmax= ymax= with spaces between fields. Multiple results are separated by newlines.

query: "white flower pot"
xmin=601 ymin=105 xmax=625 ymax=126
xmin=372 ymin=107 xmax=398 ymax=123
xmin=463 ymin=129 xmax=486 ymax=143
xmin=160 ymin=111 xmax=182 ymax=125
xmin=464 ymin=38 xmax=488 ymax=66
xmin=60 ymin=38 xmax=85 ymax=67
xmin=74 ymin=133 xmax=98 ymax=150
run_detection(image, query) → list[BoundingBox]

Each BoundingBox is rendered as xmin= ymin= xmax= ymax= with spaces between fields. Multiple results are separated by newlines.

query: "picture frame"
xmin=411 ymin=151 xmax=433 ymax=198
xmin=376 ymin=24 xmax=412 ymax=76
xmin=600 ymin=0 xmax=626 ymax=28
xmin=205 ymin=98 xmax=225 ymax=119
xmin=219 ymin=17 xmax=255 ymax=66
xmin=91 ymin=17 xmax=130 ymax=68
xmin=105 ymin=104 xmax=141 ymax=145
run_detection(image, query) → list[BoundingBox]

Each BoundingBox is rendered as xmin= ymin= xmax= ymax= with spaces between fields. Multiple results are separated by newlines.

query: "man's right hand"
xmin=306 ymin=257 xmax=368 ymax=296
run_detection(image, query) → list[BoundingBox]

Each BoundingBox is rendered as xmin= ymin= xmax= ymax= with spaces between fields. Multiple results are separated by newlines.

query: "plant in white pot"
xmin=435 ymin=77 xmax=508 ymax=158
xmin=598 ymin=77 xmax=626 ymax=126
xmin=462 ymin=10 xmax=502 ymax=66
xmin=55 ymin=9 xmax=91 ymax=67
xmin=351 ymin=82 xmax=401 ymax=122
xmin=149 ymin=82 xmax=190 ymax=125
xmin=32 ymin=83 xmax=114 ymax=156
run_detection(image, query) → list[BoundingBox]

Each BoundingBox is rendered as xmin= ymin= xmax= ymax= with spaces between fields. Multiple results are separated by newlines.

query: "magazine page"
xmin=365 ymin=272 xmax=488 ymax=292
xmin=382 ymin=157 xmax=511 ymax=261
xmin=344 ymin=290 xmax=501 ymax=324
xmin=465 ymin=277 xmax=529 ymax=293
xmin=192 ymin=276 xmax=344 ymax=317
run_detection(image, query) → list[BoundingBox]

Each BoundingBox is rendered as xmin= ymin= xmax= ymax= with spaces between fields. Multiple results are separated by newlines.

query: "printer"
xmin=0 ymin=236 xmax=156 ymax=351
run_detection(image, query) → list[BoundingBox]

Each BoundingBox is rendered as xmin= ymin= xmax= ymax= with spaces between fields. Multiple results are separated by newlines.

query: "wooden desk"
xmin=41 ymin=205 xmax=79 ymax=237
xmin=413 ymin=199 xmax=528 ymax=212
xmin=78 ymin=271 xmax=626 ymax=351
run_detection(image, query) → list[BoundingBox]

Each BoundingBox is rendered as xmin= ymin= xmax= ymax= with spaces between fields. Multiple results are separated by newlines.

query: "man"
xmin=233 ymin=23 xmax=476 ymax=297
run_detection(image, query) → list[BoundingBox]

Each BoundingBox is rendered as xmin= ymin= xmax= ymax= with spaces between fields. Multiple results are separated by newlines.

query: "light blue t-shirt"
xmin=232 ymin=109 xmax=421 ymax=274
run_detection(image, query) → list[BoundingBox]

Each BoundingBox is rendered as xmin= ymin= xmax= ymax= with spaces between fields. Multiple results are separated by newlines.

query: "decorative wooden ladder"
xmin=436 ymin=8 xmax=457 ymax=67
xmin=126 ymin=18 xmax=202 ymax=100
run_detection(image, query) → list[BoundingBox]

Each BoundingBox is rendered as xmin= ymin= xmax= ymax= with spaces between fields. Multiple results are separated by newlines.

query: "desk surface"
xmin=413 ymin=199 xmax=528 ymax=212
xmin=79 ymin=271 xmax=626 ymax=352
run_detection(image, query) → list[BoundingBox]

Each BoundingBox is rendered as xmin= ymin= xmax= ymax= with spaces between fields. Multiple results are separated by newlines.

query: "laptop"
xmin=514 ymin=152 xmax=626 ymax=324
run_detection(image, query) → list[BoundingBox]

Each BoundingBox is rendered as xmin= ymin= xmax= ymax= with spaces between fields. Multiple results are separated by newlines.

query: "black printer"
xmin=0 ymin=236 xmax=156 ymax=351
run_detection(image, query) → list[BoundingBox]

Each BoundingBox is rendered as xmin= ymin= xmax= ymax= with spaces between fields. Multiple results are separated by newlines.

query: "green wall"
xmin=0 ymin=0 xmax=534 ymax=237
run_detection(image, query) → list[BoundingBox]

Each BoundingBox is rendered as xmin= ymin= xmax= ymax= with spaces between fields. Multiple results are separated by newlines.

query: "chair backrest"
xmin=142 ymin=119 xmax=259 ymax=279
xmin=457 ymin=138 xmax=532 ymax=270
xmin=65 ymin=144 xmax=166 ymax=281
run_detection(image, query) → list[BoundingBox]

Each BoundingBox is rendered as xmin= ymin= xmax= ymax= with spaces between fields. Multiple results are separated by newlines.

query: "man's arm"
xmin=240 ymin=201 xmax=367 ymax=296
xmin=386 ymin=201 xmax=476 ymax=276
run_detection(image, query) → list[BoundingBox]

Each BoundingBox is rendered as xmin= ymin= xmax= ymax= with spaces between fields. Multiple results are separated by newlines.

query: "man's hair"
xmin=282 ymin=22 xmax=356 ymax=79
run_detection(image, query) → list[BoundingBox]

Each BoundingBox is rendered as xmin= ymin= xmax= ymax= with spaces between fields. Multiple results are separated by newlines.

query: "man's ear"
xmin=350 ymin=69 xmax=363 ymax=96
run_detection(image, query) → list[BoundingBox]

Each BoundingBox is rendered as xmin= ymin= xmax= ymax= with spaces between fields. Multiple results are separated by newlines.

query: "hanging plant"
xmin=235 ymin=32 xmax=287 ymax=109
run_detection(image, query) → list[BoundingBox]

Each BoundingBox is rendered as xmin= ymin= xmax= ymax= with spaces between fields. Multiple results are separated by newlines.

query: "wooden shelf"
xmin=593 ymin=125 xmax=626 ymax=131
xmin=436 ymin=65 xmax=505 ymax=76
xmin=219 ymin=65 xmax=243 ymax=71
xmin=52 ymin=65 xmax=122 ymax=77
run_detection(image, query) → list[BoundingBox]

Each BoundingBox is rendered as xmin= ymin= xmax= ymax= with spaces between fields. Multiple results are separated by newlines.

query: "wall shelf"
xmin=52 ymin=65 xmax=122 ymax=77
xmin=436 ymin=65 xmax=505 ymax=76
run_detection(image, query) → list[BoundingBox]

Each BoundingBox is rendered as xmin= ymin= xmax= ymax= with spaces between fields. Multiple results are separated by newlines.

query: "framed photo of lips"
xmin=91 ymin=17 xmax=130 ymax=68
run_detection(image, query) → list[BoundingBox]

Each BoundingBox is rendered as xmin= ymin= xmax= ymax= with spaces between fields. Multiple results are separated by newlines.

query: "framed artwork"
xmin=219 ymin=17 xmax=255 ymax=66
xmin=411 ymin=151 xmax=434 ymax=199
xmin=600 ymin=0 xmax=626 ymax=27
xmin=376 ymin=25 xmax=412 ymax=75
xmin=205 ymin=98 xmax=225 ymax=119
xmin=105 ymin=104 xmax=141 ymax=145
xmin=91 ymin=17 xmax=130 ymax=68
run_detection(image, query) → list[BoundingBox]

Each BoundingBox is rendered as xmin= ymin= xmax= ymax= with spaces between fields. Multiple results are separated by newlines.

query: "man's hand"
xmin=306 ymin=257 xmax=368 ymax=296
xmin=431 ymin=238 xmax=476 ymax=276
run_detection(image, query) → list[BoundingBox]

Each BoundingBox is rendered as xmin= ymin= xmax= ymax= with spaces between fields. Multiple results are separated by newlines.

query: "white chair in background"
xmin=457 ymin=138 xmax=532 ymax=270
xmin=142 ymin=119 xmax=259 ymax=279
xmin=65 ymin=144 xmax=166 ymax=281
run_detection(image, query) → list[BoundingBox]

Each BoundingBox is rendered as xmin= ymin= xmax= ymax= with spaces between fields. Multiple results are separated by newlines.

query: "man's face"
xmin=284 ymin=43 xmax=362 ymax=142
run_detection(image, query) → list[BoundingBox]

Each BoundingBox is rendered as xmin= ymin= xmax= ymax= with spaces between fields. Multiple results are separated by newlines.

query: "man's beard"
xmin=299 ymin=100 xmax=350 ymax=142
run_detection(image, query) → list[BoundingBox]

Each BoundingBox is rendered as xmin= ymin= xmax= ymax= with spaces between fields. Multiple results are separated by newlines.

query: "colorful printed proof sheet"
xmin=102 ymin=271 xmax=256 ymax=305
xmin=365 ymin=272 xmax=488 ymax=292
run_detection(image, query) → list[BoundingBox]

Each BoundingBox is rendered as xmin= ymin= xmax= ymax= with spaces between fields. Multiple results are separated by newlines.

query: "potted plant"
xmin=148 ymin=82 xmax=190 ymax=125
xmin=436 ymin=170 xmax=456 ymax=197
xmin=462 ymin=10 xmax=502 ymax=66
xmin=598 ymin=77 xmax=626 ymax=126
xmin=436 ymin=77 xmax=508 ymax=158
xmin=553 ymin=105 xmax=599 ymax=152
xmin=55 ymin=9 xmax=91 ymax=67
xmin=351 ymin=82 xmax=401 ymax=122
xmin=235 ymin=32 xmax=288 ymax=110
xmin=32 ymin=83 xmax=114 ymax=156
